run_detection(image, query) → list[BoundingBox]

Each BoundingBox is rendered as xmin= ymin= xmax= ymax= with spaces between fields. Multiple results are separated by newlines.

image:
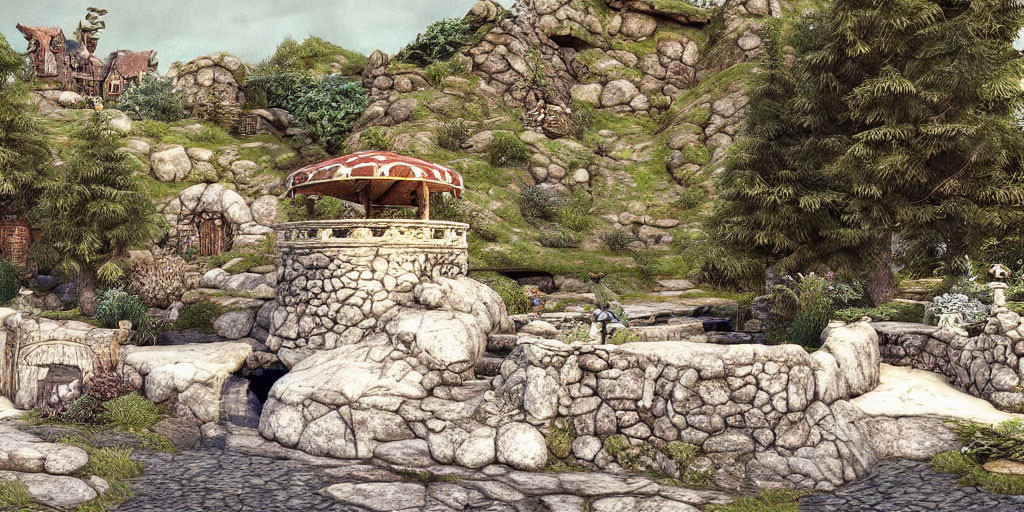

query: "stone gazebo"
xmin=260 ymin=151 xmax=518 ymax=461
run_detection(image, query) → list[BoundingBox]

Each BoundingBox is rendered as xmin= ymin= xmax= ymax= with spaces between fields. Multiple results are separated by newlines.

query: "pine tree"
xmin=705 ymin=19 xmax=865 ymax=288
xmin=714 ymin=0 xmax=1024 ymax=303
xmin=31 ymin=113 xmax=158 ymax=315
xmin=0 ymin=34 xmax=51 ymax=215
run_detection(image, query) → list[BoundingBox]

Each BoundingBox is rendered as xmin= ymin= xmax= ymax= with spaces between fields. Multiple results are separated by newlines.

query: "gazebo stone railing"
xmin=275 ymin=219 xmax=468 ymax=250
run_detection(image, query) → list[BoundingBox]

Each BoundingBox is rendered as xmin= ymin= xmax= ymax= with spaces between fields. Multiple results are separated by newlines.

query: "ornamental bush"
xmin=244 ymin=71 xmax=367 ymax=152
xmin=117 ymin=75 xmax=184 ymax=122
xmin=397 ymin=18 xmax=474 ymax=67
xmin=99 ymin=393 xmax=162 ymax=432
xmin=487 ymin=132 xmax=530 ymax=167
xmin=96 ymin=289 xmax=148 ymax=329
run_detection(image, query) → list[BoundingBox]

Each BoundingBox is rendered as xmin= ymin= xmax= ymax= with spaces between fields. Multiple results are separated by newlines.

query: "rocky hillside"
xmin=29 ymin=0 xmax=788 ymax=294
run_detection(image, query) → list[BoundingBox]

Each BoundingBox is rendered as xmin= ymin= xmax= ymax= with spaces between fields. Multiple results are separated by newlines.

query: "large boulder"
xmin=600 ymin=80 xmax=640 ymax=108
xmin=495 ymin=422 xmax=548 ymax=470
xmin=214 ymin=309 xmax=257 ymax=339
xmin=151 ymin=145 xmax=192 ymax=182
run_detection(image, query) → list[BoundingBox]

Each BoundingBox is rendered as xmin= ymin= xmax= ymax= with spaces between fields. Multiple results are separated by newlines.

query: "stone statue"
xmin=73 ymin=7 xmax=107 ymax=53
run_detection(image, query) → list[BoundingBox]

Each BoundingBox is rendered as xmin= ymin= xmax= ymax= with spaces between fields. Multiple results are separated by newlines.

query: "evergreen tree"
xmin=705 ymin=19 xmax=864 ymax=288
xmin=31 ymin=113 xmax=158 ymax=315
xmin=713 ymin=0 xmax=1024 ymax=303
xmin=0 ymin=34 xmax=51 ymax=215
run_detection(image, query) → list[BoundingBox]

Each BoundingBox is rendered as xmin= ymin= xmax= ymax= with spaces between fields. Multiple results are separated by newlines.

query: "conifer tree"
xmin=0 ymin=34 xmax=51 ymax=215
xmin=705 ymin=19 xmax=864 ymax=288
xmin=31 ymin=113 xmax=158 ymax=315
xmin=713 ymin=0 xmax=1024 ymax=303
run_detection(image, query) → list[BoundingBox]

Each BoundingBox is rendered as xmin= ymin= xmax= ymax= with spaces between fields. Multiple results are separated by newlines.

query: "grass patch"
xmin=707 ymin=489 xmax=809 ymax=512
xmin=99 ymin=393 xmax=162 ymax=432
xmin=477 ymin=273 xmax=530 ymax=315
xmin=546 ymin=423 xmax=575 ymax=460
xmin=171 ymin=300 xmax=224 ymax=332
xmin=0 ymin=480 xmax=33 ymax=509
xmin=72 ymin=481 xmax=133 ymax=512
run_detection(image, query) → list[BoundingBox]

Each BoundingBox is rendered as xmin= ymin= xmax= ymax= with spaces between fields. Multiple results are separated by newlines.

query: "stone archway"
xmin=162 ymin=183 xmax=275 ymax=253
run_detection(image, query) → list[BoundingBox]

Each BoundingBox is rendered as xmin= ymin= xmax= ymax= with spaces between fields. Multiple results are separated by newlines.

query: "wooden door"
xmin=198 ymin=220 xmax=223 ymax=256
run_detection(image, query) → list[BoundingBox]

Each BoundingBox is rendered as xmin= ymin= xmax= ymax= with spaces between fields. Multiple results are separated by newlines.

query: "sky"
xmin=1 ymin=0 xmax=514 ymax=71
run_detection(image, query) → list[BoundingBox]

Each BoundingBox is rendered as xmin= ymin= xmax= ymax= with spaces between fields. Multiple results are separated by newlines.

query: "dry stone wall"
xmin=168 ymin=53 xmax=251 ymax=123
xmin=492 ymin=323 xmax=886 ymax=491
xmin=873 ymin=320 xmax=1024 ymax=410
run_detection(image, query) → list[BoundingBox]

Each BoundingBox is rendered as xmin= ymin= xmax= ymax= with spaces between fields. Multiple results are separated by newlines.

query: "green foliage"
xmin=557 ymin=190 xmax=594 ymax=233
xmin=630 ymin=247 xmax=659 ymax=283
xmin=397 ymin=18 xmax=474 ymax=67
xmin=706 ymin=489 xmax=809 ymax=512
xmin=569 ymin=100 xmax=596 ymax=140
xmin=539 ymin=230 xmax=581 ymax=249
xmin=245 ymin=71 xmax=367 ymax=152
xmin=98 ymin=393 xmax=162 ymax=432
xmin=953 ymin=419 xmax=1024 ymax=463
xmin=54 ymin=395 xmax=103 ymax=424
xmin=0 ymin=480 xmax=32 ymax=509
xmin=436 ymin=119 xmax=472 ymax=151
xmin=602 ymin=229 xmax=635 ymax=253
xmin=117 ymin=74 xmax=184 ymax=122
xmin=30 ymin=113 xmax=158 ymax=314
xmin=608 ymin=328 xmax=640 ymax=345
xmin=172 ymin=300 xmax=223 ymax=332
xmin=0 ymin=257 xmax=19 ymax=303
xmin=424 ymin=58 xmax=468 ymax=86
xmin=833 ymin=302 xmax=924 ymax=323
xmin=931 ymin=449 xmax=976 ymax=475
xmin=0 ymin=34 xmax=53 ymax=216
xmin=518 ymin=186 xmax=558 ymax=221
xmin=96 ymin=289 xmax=147 ymax=329
xmin=561 ymin=324 xmax=590 ymax=344
xmin=79 ymin=444 xmax=144 ymax=482
xmin=266 ymin=36 xmax=367 ymax=75
xmin=430 ymin=194 xmax=468 ymax=223
xmin=603 ymin=434 xmax=629 ymax=458
xmin=766 ymin=274 xmax=837 ymax=348
xmin=479 ymin=274 xmax=530 ymax=315
xmin=487 ymin=132 xmax=530 ymax=167
xmin=360 ymin=127 xmax=393 ymax=151
xmin=545 ymin=423 xmax=575 ymax=460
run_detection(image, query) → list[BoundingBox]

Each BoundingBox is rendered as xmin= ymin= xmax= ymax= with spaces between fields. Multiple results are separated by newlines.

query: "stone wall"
xmin=168 ymin=53 xmax=251 ymax=124
xmin=873 ymin=321 xmax=1024 ymax=410
xmin=491 ymin=323 xmax=885 ymax=490
xmin=0 ymin=309 xmax=127 ymax=409
xmin=161 ymin=183 xmax=276 ymax=250
xmin=259 ymin=221 xmax=526 ymax=463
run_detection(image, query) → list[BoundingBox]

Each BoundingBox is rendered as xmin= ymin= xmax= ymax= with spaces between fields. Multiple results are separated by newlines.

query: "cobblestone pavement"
xmin=109 ymin=430 xmax=731 ymax=512
xmin=801 ymin=459 xmax=1024 ymax=512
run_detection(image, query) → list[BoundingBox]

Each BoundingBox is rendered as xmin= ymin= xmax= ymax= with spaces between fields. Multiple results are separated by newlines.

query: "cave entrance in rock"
xmin=35 ymin=364 xmax=81 ymax=409
xmin=245 ymin=365 xmax=289 ymax=404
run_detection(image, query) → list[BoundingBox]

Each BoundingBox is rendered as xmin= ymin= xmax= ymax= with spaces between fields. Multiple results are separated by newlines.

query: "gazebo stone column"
xmin=259 ymin=219 xmax=515 ymax=460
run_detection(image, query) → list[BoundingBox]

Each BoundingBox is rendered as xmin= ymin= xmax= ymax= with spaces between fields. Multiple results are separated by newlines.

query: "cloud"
xmin=2 ymin=0 xmax=515 ymax=70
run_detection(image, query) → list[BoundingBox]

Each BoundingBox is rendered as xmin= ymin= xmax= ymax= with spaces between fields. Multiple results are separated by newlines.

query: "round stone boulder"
xmin=214 ymin=309 xmax=258 ymax=339
xmin=43 ymin=445 xmax=89 ymax=475
xmin=495 ymin=422 xmax=547 ymax=470
xmin=600 ymin=80 xmax=640 ymax=108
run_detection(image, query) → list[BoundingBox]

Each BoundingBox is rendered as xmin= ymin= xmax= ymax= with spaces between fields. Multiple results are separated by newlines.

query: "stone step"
xmin=487 ymin=334 xmax=519 ymax=353
xmin=476 ymin=356 xmax=503 ymax=377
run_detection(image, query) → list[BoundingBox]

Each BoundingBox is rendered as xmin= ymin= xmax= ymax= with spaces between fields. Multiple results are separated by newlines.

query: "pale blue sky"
xmin=1 ymin=0 xmax=514 ymax=71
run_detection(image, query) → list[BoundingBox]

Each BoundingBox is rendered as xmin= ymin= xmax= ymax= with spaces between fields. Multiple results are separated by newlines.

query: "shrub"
xmin=788 ymin=274 xmax=834 ymax=349
xmin=608 ymin=328 xmax=640 ymax=345
xmin=425 ymin=58 xmax=468 ymax=86
xmin=99 ymin=393 xmax=162 ymax=432
xmin=926 ymin=293 xmax=989 ymax=327
xmin=117 ymin=74 xmax=184 ymax=122
xmin=487 ymin=132 xmax=530 ymax=167
xmin=676 ymin=186 xmax=708 ymax=211
xmin=833 ymin=302 xmax=924 ymax=323
xmin=430 ymin=193 xmax=468 ymax=223
xmin=266 ymin=36 xmax=367 ymax=75
xmin=630 ymin=247 xmax=659 ymax=283
xmin=602 ymin=229 xmax=634 ymax=253
xmin=133 ymin=250 xmax=197 ymax=308
xmin=480 ymin=274 xmax=530 ymax=315
xmin=569 ymin=100 xmax=595 ymax=140
xmin=953 ymin=419 xmax=1024 ymax=463
xmin=85 ymin=371 xmax=137 ymax=403
xmin=244 ymin=71 xmax=367 ymax=152
xmin=436 ymin=119 xmax=472 ymax=151
xmin=539 ymin=230 xmax=581 ymax=249
xmin=0 ymin=257 xmax=19 ymax=303
xmin=558 ymin=190 xmax=594 ymax=233
xmin=360 ymin=127 xmax=393 ymax=151
xmin=80 ymin=445 xmax=144 ymax=481
xmin=397 ymin=18 xmax=474 ymax=67
xmin=561 ymin=324 xmax=590 ymax=344
xmin=172 ymin=300 xmax=223 ymax=332
xmin=518 ymin=186 xmax=558 ymax=221
xmin=96 ymin=289 xmax=152 ymax=343
xmin=52 ymin=395 xmax=102 ymax=424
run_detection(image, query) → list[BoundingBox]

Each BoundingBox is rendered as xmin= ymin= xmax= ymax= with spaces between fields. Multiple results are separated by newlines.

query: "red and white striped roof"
xmin=285 ymin=151 xmax=464 ymax=206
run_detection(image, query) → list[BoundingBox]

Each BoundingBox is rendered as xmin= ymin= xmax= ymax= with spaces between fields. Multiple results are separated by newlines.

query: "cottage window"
xmin=107 ymin=80 xmax=121 ymax=95
xmin=239 ymin=115 xmax=261 ymax=136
